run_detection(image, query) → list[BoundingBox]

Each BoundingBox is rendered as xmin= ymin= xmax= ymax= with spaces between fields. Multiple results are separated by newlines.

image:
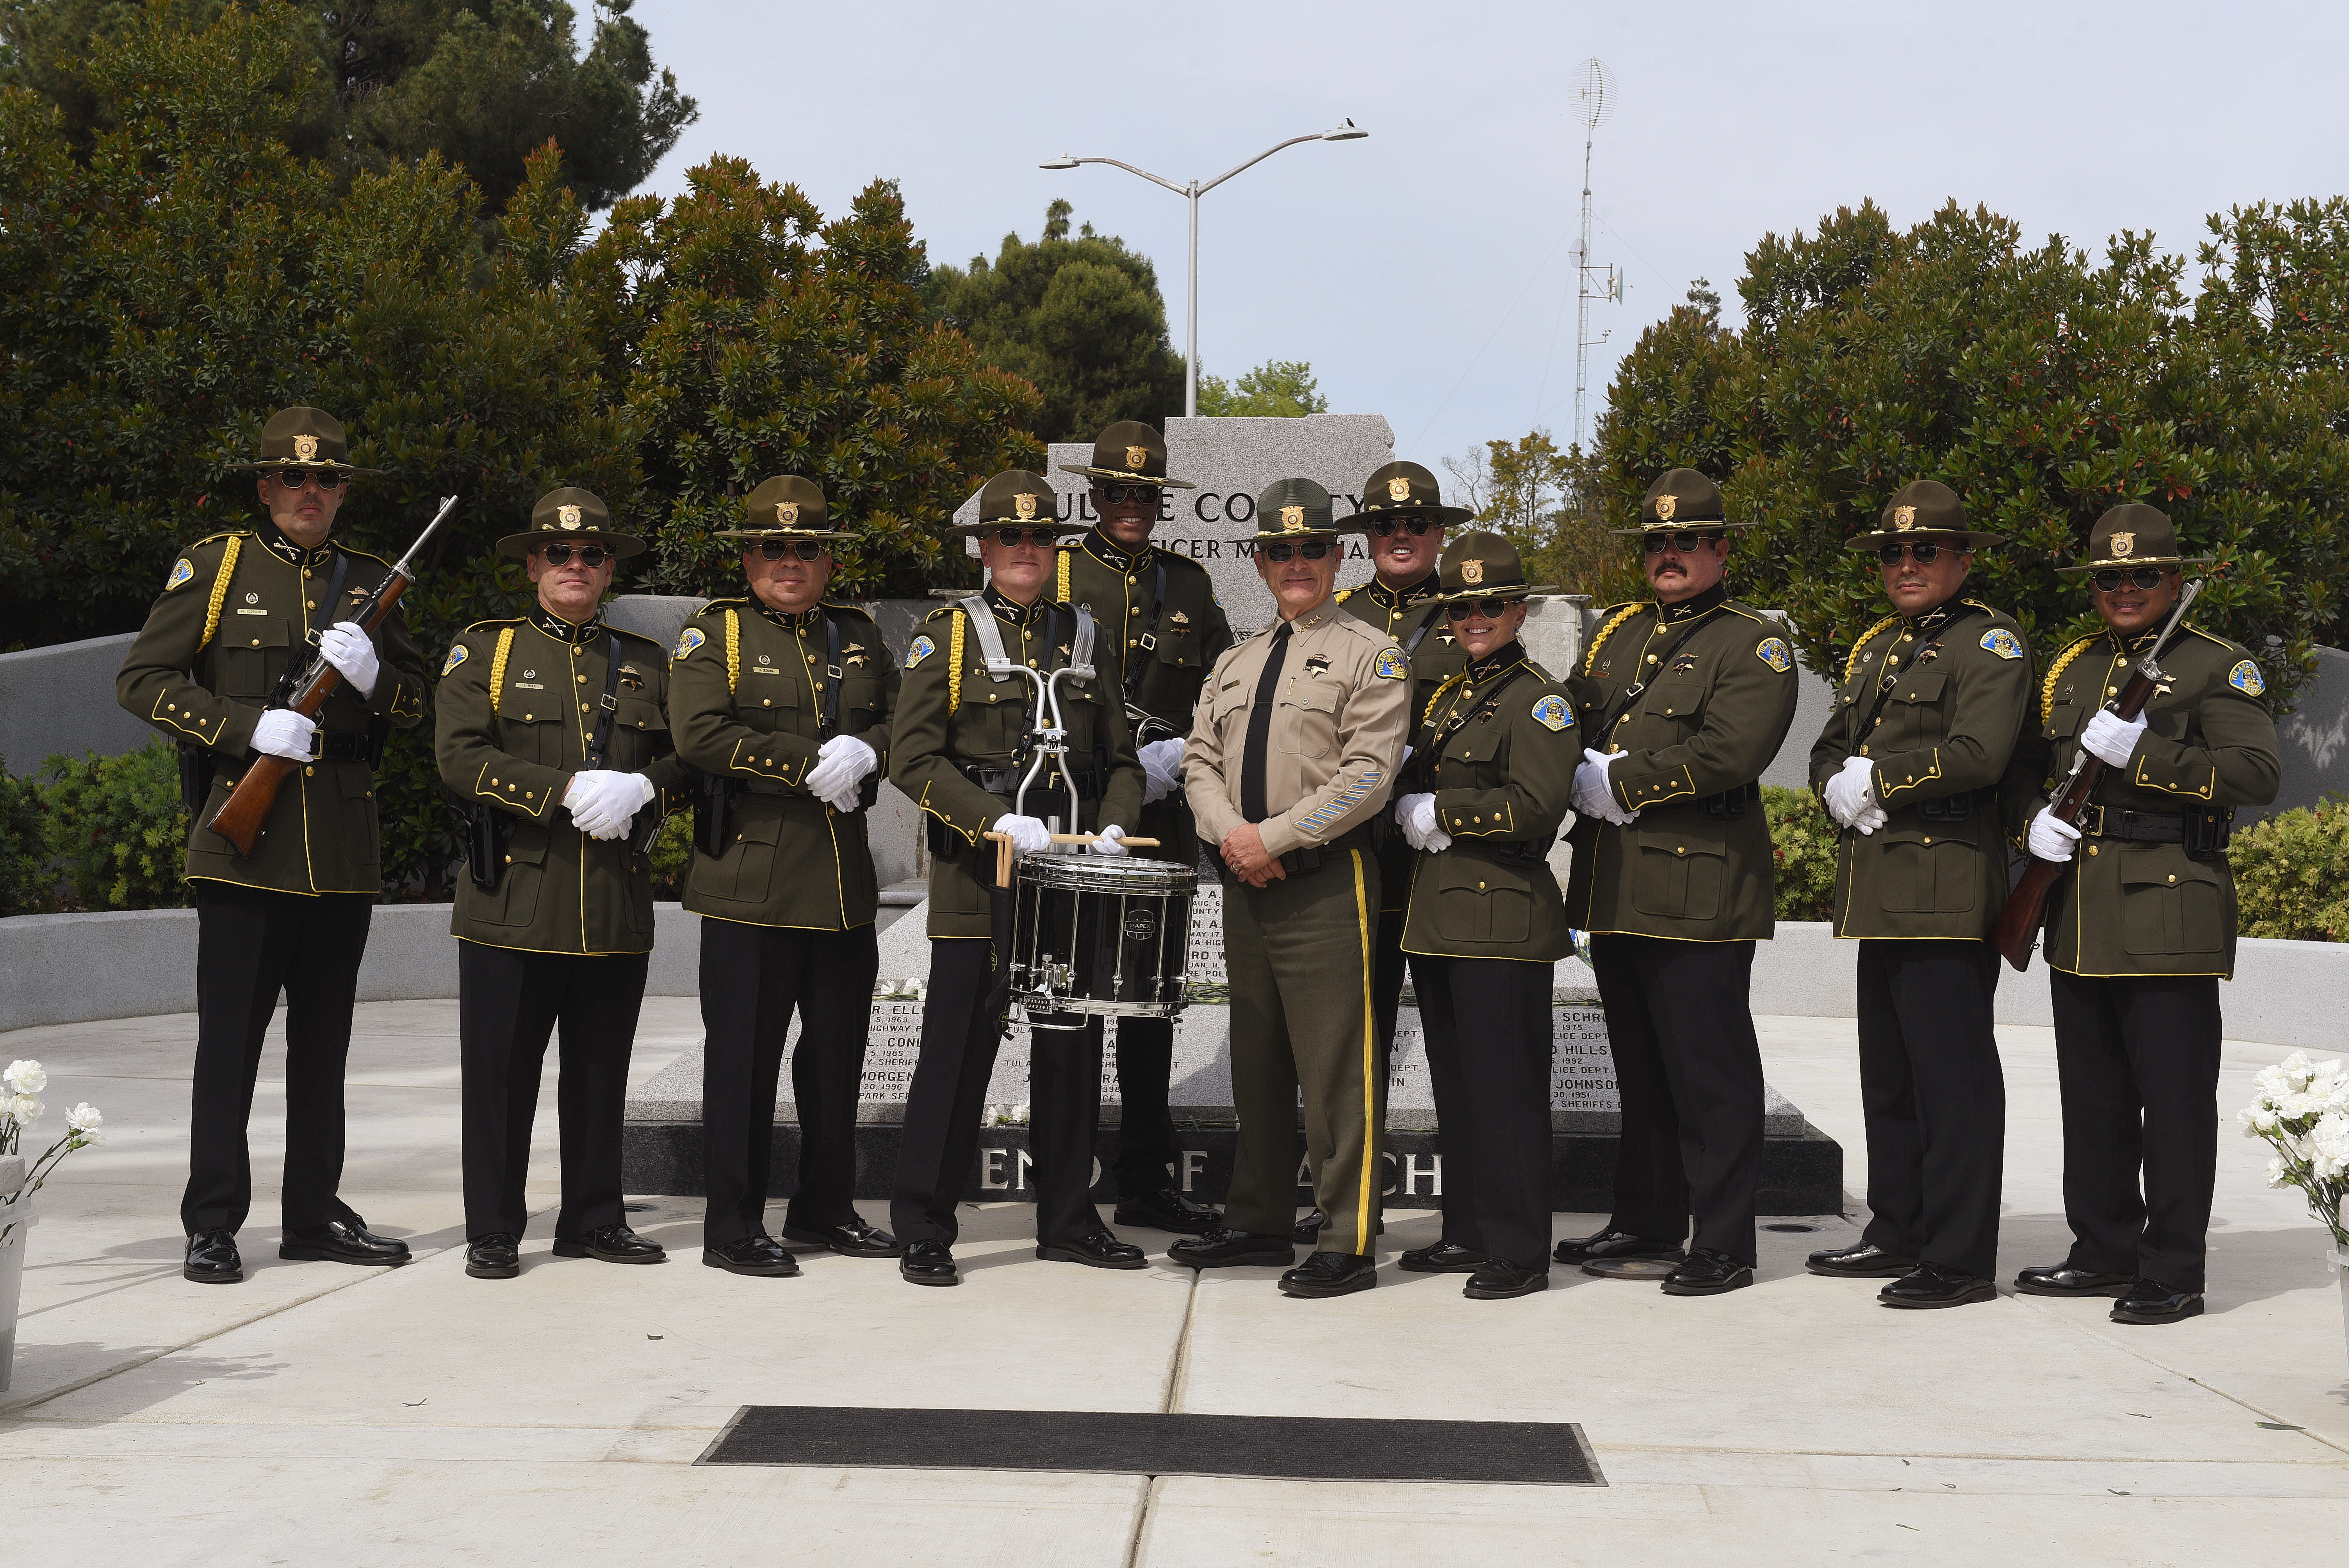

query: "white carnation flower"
xmin=66 ymin=1103 xmax=103 ymax=1142
xmin=2 ymin=1060 xmax=45 ymax=1096
xmin=7 ymin=1094 xmax=43 ymax=1128
xmin=2309 ymin=1112 xmax=2349 ymax=1182
xmin=2265 ymin=1153 xmax=2292 ymax=1188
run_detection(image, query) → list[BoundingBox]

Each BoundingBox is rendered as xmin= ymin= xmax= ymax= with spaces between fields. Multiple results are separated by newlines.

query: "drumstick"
xmin=980 ymin=831 xmax=1163 ymax=887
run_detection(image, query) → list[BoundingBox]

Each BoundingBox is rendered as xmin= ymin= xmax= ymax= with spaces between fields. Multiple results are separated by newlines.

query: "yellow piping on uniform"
xmin=1351 ymin=847 xmax=1376 ymax=1257
xmin=724 ymin=608 xmax=741 ymax=694
xmin=1845 ymin=614 xmax=1900 ymax=686
xmin=199 ymin=536 xmax=241 ymax=650
xmin=2041 ymin=635 xmax=2097 ymax=724
xmin=487 ymin=627 xmax=515 ymax=714
xmin=948 ymin=609 xmax=966 ymax=715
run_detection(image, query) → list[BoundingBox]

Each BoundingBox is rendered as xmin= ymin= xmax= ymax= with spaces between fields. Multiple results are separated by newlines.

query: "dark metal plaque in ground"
xmin=698 ymin=1406 xmax=1604 ymax=1486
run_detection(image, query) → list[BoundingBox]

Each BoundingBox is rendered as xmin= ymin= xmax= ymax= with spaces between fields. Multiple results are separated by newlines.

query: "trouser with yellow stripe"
xmin=1219 ymin=846 xmax=1383 ymax=1255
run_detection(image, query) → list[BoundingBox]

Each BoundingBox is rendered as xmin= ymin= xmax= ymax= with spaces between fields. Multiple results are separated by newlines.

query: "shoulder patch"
xmin=165 ymin=557 xmax=195 ymax=592
xmin=1979 ymin=628 xmax=2025 ymax=661
xmin=2228 ymin=658 xmax=2265 ymax=696
xmin=441 ymin=643 xmax=469 ymax=676
xmin=1532 ymin=693 xmax=1572 ymax=732
xmin=906 ymin=634 xmax=936 ymax=670
xmin=673 ymin=627 xmax=706 ymax=660
xmin=1374 ymin=647 xmax=1409 ymax=681
xmin=1756 ymin=636 xmax=1793 ymax=673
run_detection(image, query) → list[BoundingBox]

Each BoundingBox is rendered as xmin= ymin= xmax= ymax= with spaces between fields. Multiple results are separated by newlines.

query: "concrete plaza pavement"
xmin=1 ymin=996 xmax=2345 ymax=1565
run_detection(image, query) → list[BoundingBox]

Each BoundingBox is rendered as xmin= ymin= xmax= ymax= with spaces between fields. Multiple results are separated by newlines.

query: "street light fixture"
xmin=1041 ymin=121 xmax=1367 ymax=417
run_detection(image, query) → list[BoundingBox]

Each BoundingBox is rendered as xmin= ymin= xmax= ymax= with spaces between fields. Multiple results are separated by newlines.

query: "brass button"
xmin=1130 ymin=606 xmax=1140 ymax=616
xmin=1675 ymin=845 xmax=1686 ymax=855
xmin=1663 ymin=707 xmax=1673 ymax=715
xmin=1860 ymin=745 xmax=1871 ymax=755
xmin=1901 ymin=634 xmax=1913 ymax=643
xmin=251 ymin=638 xmax=260 ymax=647
xmin=2107 ymin=686 xmax=2117 ymax=696
xmin=490 ymin=777 xmax=499 ymax=784
xmin=763 ymin=698 xmax=772 ymax=707
xmin=2088 ymin=844 xmax=2099 ymax=857
xmin=504 ymin=855 xmax=512 ymax=864
xmin=303 ymin=568 xmax=313 ymax=579
xmin=1923 ymin=836 xmax=1932 ymax=845
xmin=577 ymin=674 xmax=586 ymax=684
xmin=526 ymin=791 xmax=534 ymax=800
xmin=580 ymin=703 xmax=590 ymax=713
xmin=1873 ymin=717 xmax=1883 ymax=726
xmin=572 ymin=647 xmax=582 ymax=657
xmin=1478 ymin=880 xmax=1486 ymax=890
xmin=306 ymin=600 xmax=315 ymax=610
xmin=1647 ymin=654 xmax=1658 ymax=664
xmin=304 ymin=766 xmax=314 ymax=777
xmin=2167 ymin=873 xmax=2177 ymax=884
xmin=524 ymin=713 xmax=533 ymax=721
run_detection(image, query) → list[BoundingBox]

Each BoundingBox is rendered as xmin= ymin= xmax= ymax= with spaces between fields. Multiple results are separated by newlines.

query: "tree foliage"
xmin=1444 ymin=429 xmax=1640 ymax=603
xmin=0 ymin=0 xmax=696 ymax=210
xmin=1586 ymin=200 xmax=2349 ymax=705
xmin=923 ymin=199 xmax=1183 ymax=441
xmin=1197 ymin=358 xmax=1328 ymax=417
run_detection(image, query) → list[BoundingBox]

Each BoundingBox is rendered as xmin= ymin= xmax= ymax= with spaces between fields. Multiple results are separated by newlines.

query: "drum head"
xmin=1016 ymin=852 xmax=1197 ymax=896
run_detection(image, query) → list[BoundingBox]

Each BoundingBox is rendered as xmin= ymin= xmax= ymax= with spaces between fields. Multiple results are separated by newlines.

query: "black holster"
xmin=1919 ymin=788 xmax=1977 ymax=823
xmin=1702 ymin=780 xmax=1762 ymax=819
xmin=693 ymin=767 xmax=733 ymax=859
xmin=462 ymin=801 xmax=513 ymax=892
xmin=2183 ymin=804 xmax=2236 ymax=862
xmin=176 ymin=742 xmax=215 ymax=815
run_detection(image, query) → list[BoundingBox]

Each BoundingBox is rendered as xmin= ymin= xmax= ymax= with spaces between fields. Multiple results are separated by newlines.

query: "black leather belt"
xmin=960 ymin=763 xmax=1100 ymax=798
xmin=1700 ymin=780 xmax=1761 ymax=818
xmin=2079 ymin=804 xmax=2186 ymax=843
xmin=738 ymin=778 xmax=792 ymax=796
xmin=310 ymin=732 xmax=373 ymax=763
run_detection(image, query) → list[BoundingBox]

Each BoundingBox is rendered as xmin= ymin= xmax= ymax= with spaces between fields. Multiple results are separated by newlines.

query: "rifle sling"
xmin=1123 ymin=559 xmax=1168 ymax=704
xmin=1591 ymin=611 xmax=1717 ymax=739
xmin=584 ymin=627 xmax=624 ymax=768
xmin=1846 ymin=603 xmax=1984 ymax=747
xmin=1424 ymin=663 xmax=1535 ymax=767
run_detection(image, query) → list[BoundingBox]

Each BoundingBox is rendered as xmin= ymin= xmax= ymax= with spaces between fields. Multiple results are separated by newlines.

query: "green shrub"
xmin=649 ymin=811 xmax=692 ymax=902
xmin=2230 ymin=798 xmax=2349 ymax=941
xmin=1763 ymin=785 xmax=1837 ymax=923
xmin=0 ymin=758 xmax=52 ymax=916
xmin=38 ymin=743 xmax=190 ymax=912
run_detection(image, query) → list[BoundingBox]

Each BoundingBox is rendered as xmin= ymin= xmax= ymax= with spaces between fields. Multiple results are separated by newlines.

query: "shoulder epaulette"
xmin=2183 ymin=625 xmax=2239 ymax=652
xmin=1524 ymin=658 xmax=1558 ymax=684
xmin=1843 ymin=614 xmax=1902 ymax=686
xmin=1722 ymin=604 xmax=1772 ymax=625
xmin=608 ymin=625 xmax=665 ymax=648
xmin=1334 ymin=587 xmax=1355 ymax=604
xmin=188 ymin=529 xmax=248 ymax=549
xmin=696 ymin=597 xmax=747 ymax=615
xmin=923 ymin=604 xmax=956 ymax=623
xmin=2040 ymin=633 xmax=2101 ymax=724
xmin=337 ymin=545 xmax=394 ymax=568
xmin=462 ymin=616 xmax=524 ymax=633
xmin=1154 ymin=547 xmax=1207 ymax=572
xmin=1581 ymin=601 xmax=1645 ymax=675
xmin=819 ymin=598 xmax=875 ymax=617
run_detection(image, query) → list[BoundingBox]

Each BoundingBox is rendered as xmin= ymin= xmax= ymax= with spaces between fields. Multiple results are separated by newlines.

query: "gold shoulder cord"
xmin=487 ymin=627 xmax=515 ymax=714
xmin=1057 ymin=550 xmax=1072 ymax=603
xmin=1844 ymin=614 xmax=1901 ymax=686
xmin=947 ymin=609 xmax=966 ymax=714
xmin=1420 ymin=668 xmax=1471 ymax=727
xmin=2041 ymin=636 xmax=2097 ymax=724
xmin=1581 ymin=602 xmax=1643 ymax=677
xmin=724 ymin=608 xmax=741 ymax=695
xmin=198 ymin=536 xmax=242 ymax=650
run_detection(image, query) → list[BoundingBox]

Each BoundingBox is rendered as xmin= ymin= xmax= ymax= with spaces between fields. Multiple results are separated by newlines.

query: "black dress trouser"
xmin=1590 ymin=933 xmax=1764 ymax=1267
xmin=1109 ymin=1014 xmax=1180 ymax=1201
xmin=458 ymin=941 xmax=647 ymax=1242
xmin=1416 ymin=956 xmax=1556 ymax=1271
xmin=1855 ymin=939 xmax=2007 ymax=1280
xmin=2049 ymin=970 xmax=2222 ymax=1292
xmin=891 ymin=939 xmax=1104 ymax=1248
xmin=184 ymin=882 xmax=374 ymax=1235
xmin=699 ymin=917 xmax=880 ymax=1246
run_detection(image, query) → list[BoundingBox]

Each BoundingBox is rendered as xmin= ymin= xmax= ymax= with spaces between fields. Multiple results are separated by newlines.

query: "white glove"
xmin=2028 ymin=807 xmax=2081 ymax=862
xmin=803 ymin=733 xmax=877 ymax=811
xmin=1396 ymin=792 xmax=1445 ymax=853
xmin=2081 ymin=708 xmax=2148 ymax=769
xmin=316 ymin=622 xmax=379 ymax=699
xmin=1088 ymin=823 xmax=1130 ymax=857
xmin=1822 ymin=755 xmax=1877 ymax=828
xmin=1852 ymin=804 xmax=1888 ymax=836
xmin=566 ymin=770 xmax=654 ymax=839
xmin=994 ymin=813 xmax=1052 ymax=857
xmin=251 ymin=707 xmax=316 ymax=761
xmin=1139 ymin=738 xmax=1185 ymax=805
xmin=1572 ymin=748 xmax=1636 ymax=826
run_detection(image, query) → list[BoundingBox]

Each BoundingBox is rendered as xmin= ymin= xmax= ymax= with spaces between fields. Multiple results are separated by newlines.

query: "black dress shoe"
xmin=184 ymin=1229 xmax=243 ymax=1285
xmin=1807 ymin=1240 xmax=1916 ymax=1278
xmin=1879 ymin=1261 xmax=1997 ymax=1309
xmin=1464 ymin=1258 xmax=1551 ymax=1300
xmin=899 ymin=1239 xmax=959 ymax=1286
xmin=781 ymin=1217 xmax=902 ymax=1258
xmin=1169 ymin=1226 xmax=1295 ymax=1269
xmin=1038 ymin=1230 xmax=1149 ymax=1270
xmin=465 ymin=1233 xmax=520 ymax=1280
xmin=280 ymin=1216 xmax=411 ymax=1266
xmin=704 ymin=1235 xmax=802 ymax=1277
xmin=1279 ymin=1251 xmax=1377 ymax=1298
xmin=1112 ymin=1187 xmax=1221 ymax=1235
xmin=1554 ymin=1228 xmax=1683 ymax=1266
xmin=1397 ymin=1239 xmax=1488 ymax=1273
xmin=2014 ymin=1262 xmax=2136 ymax=1298
xmin=1292 ymin=1208 xmax=1382 ymax=1244
xmin=551 ymin=1223 xmax=667 ymax=1264
xmin=1661 ymin=1247 xmax=1754 ymax=1295
xmin=2110 ymin=1279 xmax=2204 ymax=1325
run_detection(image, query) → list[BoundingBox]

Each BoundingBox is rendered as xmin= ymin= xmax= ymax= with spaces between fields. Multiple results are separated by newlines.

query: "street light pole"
xmin=1043 ymin=121 xmax=1365 ymax=419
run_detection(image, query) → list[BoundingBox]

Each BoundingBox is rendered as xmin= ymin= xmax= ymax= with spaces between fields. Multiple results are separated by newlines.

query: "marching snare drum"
xmin=1007 ymin=853 xmax=1197 ymax=1019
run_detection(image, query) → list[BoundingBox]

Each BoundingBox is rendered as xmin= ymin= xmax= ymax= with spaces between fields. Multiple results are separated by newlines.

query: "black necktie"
xmin=1240 ymin=621 xmax=1293 ymax=824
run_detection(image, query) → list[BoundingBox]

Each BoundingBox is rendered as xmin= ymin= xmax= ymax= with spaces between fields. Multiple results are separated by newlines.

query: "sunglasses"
xmin=1260 ymin=540 xmax=1332 ymax=562
xmin=271 ymin=467 xmax=343 ymax=492
xmin=756 ymin=539 xmax=828 ymax=561
xmin=536 ymin=543 xmax=611 ymax=567
xmin=1100 ymin=483 xmax=1161 ymax=506
xmin=1444 ymin=596 xmax=1516 ymax=622
xmin=2091 ymin=567 xmax=2170 ymax=592
xmin=988 ymin=526 xmax=1060 ymax=547
xmin=1366 ymin=515 xmax=1436 ymax=538
xmin=1643 ymin=530 xmax=1718 ymax=554
xmin=1877 ymin=541 xmax=1948 ymax=565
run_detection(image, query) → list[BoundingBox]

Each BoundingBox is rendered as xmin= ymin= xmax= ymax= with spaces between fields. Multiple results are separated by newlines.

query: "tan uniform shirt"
xmin=1185 ymin=596 xmax=1409 ymax=860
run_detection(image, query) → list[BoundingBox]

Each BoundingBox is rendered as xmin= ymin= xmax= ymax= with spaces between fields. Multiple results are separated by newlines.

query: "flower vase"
xmin=0 ymin=1189 xmax=37 ymax=1395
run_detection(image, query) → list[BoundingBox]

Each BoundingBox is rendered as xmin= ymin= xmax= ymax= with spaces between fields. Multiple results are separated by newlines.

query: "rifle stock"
xmin=202 ymin=496 xmax=458 ymax=856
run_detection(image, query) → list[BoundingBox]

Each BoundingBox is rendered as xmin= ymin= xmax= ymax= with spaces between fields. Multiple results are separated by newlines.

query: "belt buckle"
xmin=306 ymin=725 xmax=326 ymax=762
xmin=2078 ymin=802 xmax=2105 ymax=836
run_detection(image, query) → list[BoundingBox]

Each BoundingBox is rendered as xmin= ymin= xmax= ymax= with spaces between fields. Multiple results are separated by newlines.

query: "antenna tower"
xmin=1571 ymin=58 xmax=1619 ymax=453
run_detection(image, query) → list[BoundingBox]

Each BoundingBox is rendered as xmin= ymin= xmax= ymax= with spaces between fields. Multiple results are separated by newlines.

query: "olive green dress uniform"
xmin=1808 ymin=481 xmax=2030 ymax=1284
xmin=437 ymin=490 xmax=692 ymax=1247
xmin=1054 ymin=422 xmax=1232 ymax=1209
xmin=670 ymin=476 xmax=901 ymax=1250
xmin=1184 ymin=481 xmax=1412 ymax=1264
xmin=888 ymin=474 xmax=1146 ymax=1254
xmin=2002 ymin=504 xmax=2280 ymax=1295
xmin=114 ymin=406 xmax=429 ymax=1240
xmin=1395 ymin=533 xmax=1578 ymax=1279
xmin=1564 ymin=472 xmax=1797 ymax=1270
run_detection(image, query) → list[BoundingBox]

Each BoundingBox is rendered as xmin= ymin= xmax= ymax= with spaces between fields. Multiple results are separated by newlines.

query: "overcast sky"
xmin=626 ymin=0 xmax=2349 ymax=472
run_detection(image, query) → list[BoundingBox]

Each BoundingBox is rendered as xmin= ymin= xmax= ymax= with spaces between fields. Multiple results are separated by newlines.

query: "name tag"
xmin=750 ymin=666 xmax=781 ymax=675
xmin=235 ymin=608 xmax=268 ymax=616
xmin=511 ymin=682 xmax=544 ymax=691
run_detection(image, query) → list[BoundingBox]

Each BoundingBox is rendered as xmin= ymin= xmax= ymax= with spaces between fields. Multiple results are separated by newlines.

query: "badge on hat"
xmin=673 ymin=627 xmax=705 ymax=660
xmin=1013 ymin=494 xmax=1037 ymax=521
xmin=2110 ymin=531 xmax=2136 ymax=558
xmin=1655 ymin=494 xmax=1677 ymax=523
xmin=906 ymin=634 xmax=935 ymax=669
xmin=1532 ymin=693 xmax=1572 ymax=732
xmin=442 ymin=643 xmax=470 ymax=675
xmin=1894 ymin=505 xmax=1916 ymax=531
xmin=1281 ymin=505 xmax=1306 ymax=531
xmin=1459 ymin=559 xmax=1485 ymax=586
xmin=1756 ymin=636 xmax=1793 ymax=672
xmin=2229 ymin=658 xmax=2265 ymax=696
xmin=165 ymin=558 xmax=194 ymax=592
xmin=776 ymin=502 xmax=799 ymax=526
xmin=1980 ymin=628 xmax=2025 ymax=661
xmin=1388 ymin=476 xmax=1412 ymax=502
xmin=557 ymin=503 xmax=582 ymax=528
xmin=1125 ymin=445 xmax=1149 ymax=471
xmin=293 ymin=434 xmax=319 ymax=461
xmin=1374 ymin=648 xmax=1408 ymax=680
